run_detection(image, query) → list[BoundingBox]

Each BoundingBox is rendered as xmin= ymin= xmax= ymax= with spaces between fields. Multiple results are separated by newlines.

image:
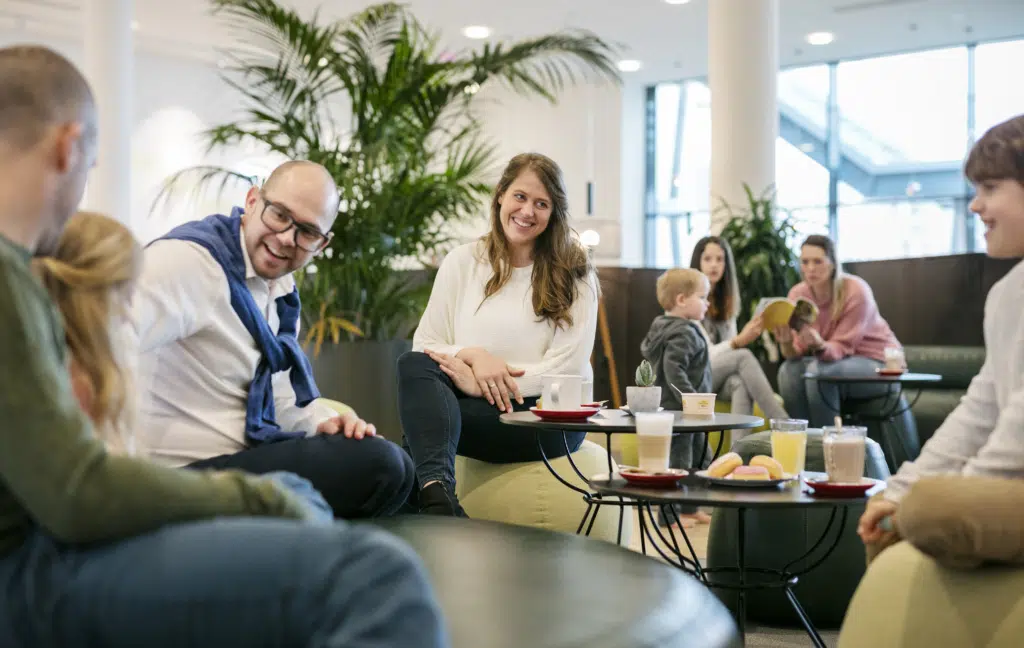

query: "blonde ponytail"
xmin=33 ymin=211 xmax=141 ymax=456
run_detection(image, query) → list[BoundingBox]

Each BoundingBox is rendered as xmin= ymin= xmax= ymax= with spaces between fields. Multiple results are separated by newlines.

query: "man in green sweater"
xmin=0 ymin=45 xmax=447 ymax=648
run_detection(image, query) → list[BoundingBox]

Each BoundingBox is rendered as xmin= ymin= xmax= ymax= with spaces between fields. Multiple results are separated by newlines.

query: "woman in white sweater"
xmin=691 ymin=236 xmax=788 ymax=436
xmin=398 ymin=153 xmax=599 ymax=516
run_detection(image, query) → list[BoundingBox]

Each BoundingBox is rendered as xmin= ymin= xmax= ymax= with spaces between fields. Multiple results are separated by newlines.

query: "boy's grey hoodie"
xmin=640 ymin=314 xmax=712 ymax=411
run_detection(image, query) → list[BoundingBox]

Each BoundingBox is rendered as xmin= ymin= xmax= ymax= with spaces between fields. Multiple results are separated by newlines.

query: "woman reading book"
xmin=773 ymin=234 xmax=903 ymax=427
xmin=691 ymin=236 xmax=788 ymax=434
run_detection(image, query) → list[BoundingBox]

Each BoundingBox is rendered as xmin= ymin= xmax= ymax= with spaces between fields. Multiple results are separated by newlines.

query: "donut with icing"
xmin=729 ymin=465 xmax=770 ymax=480
xmin=749 ymin=455 xmax=785 ymax=479
xmin=707 ymin=452 xmax=742 ymax=478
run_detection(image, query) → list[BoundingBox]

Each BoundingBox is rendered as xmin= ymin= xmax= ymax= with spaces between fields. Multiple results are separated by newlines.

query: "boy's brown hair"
xmin=656 ymin=268 xmax=707 ymax=311
xmin=965 ymin=114 xmax=1024 ymax=185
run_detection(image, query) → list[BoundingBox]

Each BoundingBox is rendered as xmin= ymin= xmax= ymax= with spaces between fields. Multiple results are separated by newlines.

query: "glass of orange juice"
xmin=770 ymin=418 xmax=809 ymax=476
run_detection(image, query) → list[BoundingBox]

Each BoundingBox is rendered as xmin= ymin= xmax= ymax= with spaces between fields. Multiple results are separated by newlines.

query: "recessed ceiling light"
xmin=462 ymin=25 xmax=491 ymax=39
xmin=806 ymin=31 xmax=834 ymax=46
xmin=131 ymin=20 xmax=139 ymax=31
xmin=617 ymin=59 xmax=642 ymax=73
xmin=664 ymin=0 xmax=692 ymax=4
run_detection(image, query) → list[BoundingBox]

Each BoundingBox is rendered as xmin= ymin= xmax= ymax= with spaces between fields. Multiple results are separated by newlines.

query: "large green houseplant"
xmin=155 ymin=0 xmax=620 ymax=437
xmin=716 ymin=184 xmax=801 ymax=365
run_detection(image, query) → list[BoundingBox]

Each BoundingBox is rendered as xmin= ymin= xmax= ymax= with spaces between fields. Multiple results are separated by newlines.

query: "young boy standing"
xmin=641 ymin=268 xmax=713 ymax=525
xmin=858 ymin=113 xmax=1024 ymax=555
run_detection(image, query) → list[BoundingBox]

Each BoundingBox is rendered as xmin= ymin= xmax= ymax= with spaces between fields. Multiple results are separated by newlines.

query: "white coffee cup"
xmin=884 ymin=346 xmax=905 ymax=372
xmin=541 ymin=374 xmax=583 ymax=411
xmin=582 ymin=379 xmax=594 ymax=405
xmin=634 ymin=412 xmax=675 ymax=472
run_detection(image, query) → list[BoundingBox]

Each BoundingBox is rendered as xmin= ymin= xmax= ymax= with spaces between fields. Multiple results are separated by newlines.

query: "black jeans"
xmin=396 ymin=351 xmax=586 ymax=489
xmin=188 ymin=434 xmax=414 ymax=519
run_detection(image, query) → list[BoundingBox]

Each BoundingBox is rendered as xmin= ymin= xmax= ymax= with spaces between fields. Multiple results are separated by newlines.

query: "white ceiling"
xmin=3 ymin=0 xmax=1024 ymax=82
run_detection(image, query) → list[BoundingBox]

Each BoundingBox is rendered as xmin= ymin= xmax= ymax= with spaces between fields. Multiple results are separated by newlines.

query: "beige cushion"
xmin=839 ymin=541 xmax=1024 ymax=648
xmin=455 ymin=439 xmax=634 ymax=545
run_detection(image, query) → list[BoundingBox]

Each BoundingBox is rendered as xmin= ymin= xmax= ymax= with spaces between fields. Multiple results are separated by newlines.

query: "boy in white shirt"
xmin=859 ymin=113 xmax=1024 ymax=551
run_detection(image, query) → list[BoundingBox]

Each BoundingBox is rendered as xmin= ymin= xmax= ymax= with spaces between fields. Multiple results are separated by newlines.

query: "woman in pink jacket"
xmin=773 ymin=235 xmax=902 ymax=427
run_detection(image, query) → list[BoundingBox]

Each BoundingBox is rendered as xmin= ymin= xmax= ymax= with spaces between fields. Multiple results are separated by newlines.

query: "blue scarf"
xmin=157 ymin=208 xmax=321 ymax=445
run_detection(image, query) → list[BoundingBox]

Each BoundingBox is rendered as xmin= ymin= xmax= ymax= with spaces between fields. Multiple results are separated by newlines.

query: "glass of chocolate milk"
xmin=822 ymin=425 xmax=867 ymax=483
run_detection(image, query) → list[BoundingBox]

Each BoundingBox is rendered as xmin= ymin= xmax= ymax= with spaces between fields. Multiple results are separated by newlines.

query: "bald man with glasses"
xmin=133 ymin=161 xmax=415 ymax=520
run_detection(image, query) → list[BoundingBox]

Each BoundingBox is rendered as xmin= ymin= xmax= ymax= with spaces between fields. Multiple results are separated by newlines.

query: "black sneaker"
xmin=418 ymin=482 xmax=469 ymax=518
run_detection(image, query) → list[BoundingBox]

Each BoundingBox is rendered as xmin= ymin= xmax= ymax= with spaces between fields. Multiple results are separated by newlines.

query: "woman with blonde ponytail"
xmin=33 ymin=210 xmax=140 ymax=455
xmin=772 ymin=234 xmax=903 ymax=427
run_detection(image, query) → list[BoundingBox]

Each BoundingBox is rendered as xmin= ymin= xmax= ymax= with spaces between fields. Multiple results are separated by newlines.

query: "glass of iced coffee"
xmin=822 ymin=425 xmax=867 ymax=483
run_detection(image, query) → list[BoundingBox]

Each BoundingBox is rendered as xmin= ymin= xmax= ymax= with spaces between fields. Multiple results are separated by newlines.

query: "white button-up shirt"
xmin=133 ymin=226 xmax=335 ymax=467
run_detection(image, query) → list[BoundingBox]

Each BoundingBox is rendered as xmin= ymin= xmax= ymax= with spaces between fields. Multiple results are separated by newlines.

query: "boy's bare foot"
xmin=668 ymin=516 xmax=697 ymax=530
xmin=678 ymin=511 xmax=712 ymax=525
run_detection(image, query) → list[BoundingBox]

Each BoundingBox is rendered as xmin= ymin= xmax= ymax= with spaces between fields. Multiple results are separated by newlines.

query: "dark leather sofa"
xmin=901 ymin=345 xmax=985 ymax=447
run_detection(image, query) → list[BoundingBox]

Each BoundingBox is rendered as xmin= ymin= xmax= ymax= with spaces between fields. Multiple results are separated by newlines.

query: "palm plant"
xmin=155 ymin=0 xmax=620 ymax=346
xmin=716 ymin=184 xmax=801 ymax=363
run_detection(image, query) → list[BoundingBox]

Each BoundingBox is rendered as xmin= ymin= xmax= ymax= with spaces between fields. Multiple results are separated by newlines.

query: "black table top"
xmin=368 ymin=516 xmax=740 ymax=648
xmin=802 ymin=371 xmax=942 ymax=385
xmin=589 ymin=472 xmax=885 ymax=509
xmin=499 ymin=409 xmax=764 ymax=434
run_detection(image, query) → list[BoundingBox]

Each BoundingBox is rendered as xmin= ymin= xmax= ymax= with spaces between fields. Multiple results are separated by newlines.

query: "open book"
xmin=753 ymin=297 xmax=819 ymax=331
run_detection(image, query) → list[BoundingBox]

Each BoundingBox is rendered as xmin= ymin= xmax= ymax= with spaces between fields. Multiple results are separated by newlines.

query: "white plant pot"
xmin=626 ymin=386 xmax=662 ymax=413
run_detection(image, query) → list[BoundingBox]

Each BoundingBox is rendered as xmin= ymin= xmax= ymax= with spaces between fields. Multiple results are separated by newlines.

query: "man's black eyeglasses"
xmin=259 ymin=194 xmax=332 ymax=253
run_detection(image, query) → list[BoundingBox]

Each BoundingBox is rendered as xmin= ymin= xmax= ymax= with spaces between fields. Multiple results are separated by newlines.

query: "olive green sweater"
xmin=0 ymin=235 xmax=306 ymax=556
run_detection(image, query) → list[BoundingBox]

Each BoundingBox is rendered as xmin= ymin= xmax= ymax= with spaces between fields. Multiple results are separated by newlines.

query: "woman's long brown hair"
xmin=34 ymin=211 xmax=141 ymax=455
xmin=480 ymin=153 xmax=593 ymax=329
xmin=689 ymin=235 xmax=740 ymax=322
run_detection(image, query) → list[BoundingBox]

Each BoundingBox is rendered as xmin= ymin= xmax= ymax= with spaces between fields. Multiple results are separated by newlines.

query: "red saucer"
xmin=619 ymin=467 xmax=688 ymax=487
xmin=805 ymin=477 xmax=880 ymax=497
xmin=876 ymin=368 xmax=905 ymax=377
xmin=529 ymin=407 xmax=600 ymax=422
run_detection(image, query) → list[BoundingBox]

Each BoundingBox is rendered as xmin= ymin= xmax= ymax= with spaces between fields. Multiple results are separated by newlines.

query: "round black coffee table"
xmin=499 ymin=410 xmax=764 ymax=545
xmin=500 ymin=410 xmax=764 ymax=481
xmin=804 ymin=371 xmax=942 ymax=469
xmin=803 ymin=371 xmax=942 ymax=421
xmin=590 ymin=472 xmax=885 ymax=648
xmin=370 ymin=515 xmax=741 ymax=648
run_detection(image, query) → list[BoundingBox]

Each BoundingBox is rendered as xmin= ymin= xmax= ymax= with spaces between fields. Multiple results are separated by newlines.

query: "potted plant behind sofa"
xmin=716 ymin=184 xmax=801 ymax=377
xmin=153 ymin=0 xmax=620 ymax=440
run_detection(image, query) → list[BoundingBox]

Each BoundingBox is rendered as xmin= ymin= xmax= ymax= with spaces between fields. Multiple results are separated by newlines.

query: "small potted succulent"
xmin=627 ymin=359 xmax=662 ymax=413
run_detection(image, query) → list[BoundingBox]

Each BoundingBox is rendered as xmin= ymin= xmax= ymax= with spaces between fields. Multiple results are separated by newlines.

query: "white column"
xmin=83 ymin=0 xmax=133 ymax=227
xmin=708 ymin=0 xmax=779 ymax=233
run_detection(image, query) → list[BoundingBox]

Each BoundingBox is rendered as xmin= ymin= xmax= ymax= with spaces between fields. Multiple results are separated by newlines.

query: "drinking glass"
xmin=770 ymin=418 xmax=809 ymax=476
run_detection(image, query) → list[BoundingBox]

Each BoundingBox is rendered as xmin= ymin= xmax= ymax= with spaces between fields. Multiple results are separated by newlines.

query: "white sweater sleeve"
xmin=884 ymin=279 xmax=1007 ymax=503
xmin=515 ymin=274 xmax=600 ymax=397
xmin=884 ymin=354 xmax=999 ymax=502
xmin=411 ymin=251 xmax=464 ymax=358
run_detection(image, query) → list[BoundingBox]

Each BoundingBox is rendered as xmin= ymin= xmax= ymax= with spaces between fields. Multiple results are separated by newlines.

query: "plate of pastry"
xmin=617 ymin=466 xmax=688 ymax=488
xmin=696 ymin=452 xmax=797 ymax=488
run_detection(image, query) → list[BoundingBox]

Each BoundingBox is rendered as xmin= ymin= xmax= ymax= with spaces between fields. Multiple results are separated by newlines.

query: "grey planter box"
xmin=308 ymin=339 xmax=412 ymax=443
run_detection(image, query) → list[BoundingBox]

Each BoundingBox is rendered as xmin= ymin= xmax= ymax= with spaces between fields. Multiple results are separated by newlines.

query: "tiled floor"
xmin=623 ymin=510 xmax=839 ymax=648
